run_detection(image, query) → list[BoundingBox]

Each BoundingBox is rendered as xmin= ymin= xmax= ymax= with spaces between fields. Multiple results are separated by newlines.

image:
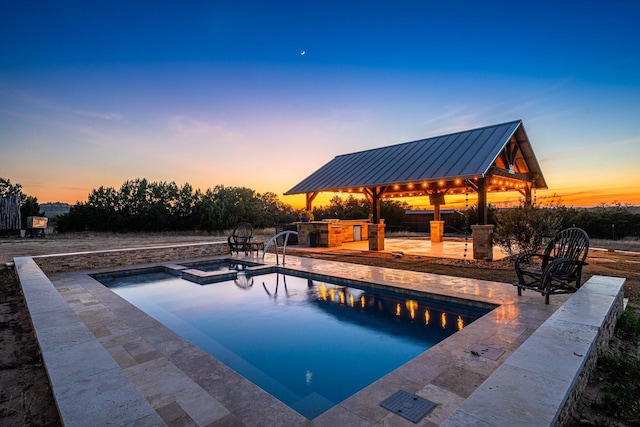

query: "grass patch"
xmin=588 ymin=305 xmax=640 ymax=424
xmin=594 ymin=354 xmax=640 ymax=421
xmin=616 ymin=303 xmax=640 ymax=343
xmin=0 ymin=266 xmax=19 ymax=299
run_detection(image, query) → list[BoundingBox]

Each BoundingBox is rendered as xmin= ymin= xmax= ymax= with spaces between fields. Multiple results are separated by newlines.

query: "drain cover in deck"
xmin=466 ymin=343 xmax=505 ymax=361
xmin=379 ymin=390 xmax=436 ymax=423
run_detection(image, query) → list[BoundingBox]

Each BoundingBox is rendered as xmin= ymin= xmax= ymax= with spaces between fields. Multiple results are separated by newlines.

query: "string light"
xmin=464 ymin=181 xmax=469 ymax=261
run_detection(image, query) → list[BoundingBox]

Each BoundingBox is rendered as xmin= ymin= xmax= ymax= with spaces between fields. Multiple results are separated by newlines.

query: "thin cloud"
xmin=467 ymin=77 xmax=576 ymax=126
xmin=539 ymin=136 xmax=640 ymax=163
xmin=65 ymin=109 xmax=122 ymax=120
xmin=0 ymin=107 xmax=112 ymax=143
xmin=430 ymin=114 xmax=483 ymax=136
xmin=166 ymin=115 xmax=243 ymax=140
xmin=0 ymin=88 xmax=122 ymax=121
xmin=526 ymin=107 xmax=580 ymax=124
xmin=422 ymin=106 xmax=469 ymax=127
xmin=167 ymin=116 xmax=215 ymax=134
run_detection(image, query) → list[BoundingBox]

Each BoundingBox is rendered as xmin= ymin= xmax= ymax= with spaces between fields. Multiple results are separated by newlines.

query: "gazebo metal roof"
xmin=285 ymin=120 xmax=547 ymax=197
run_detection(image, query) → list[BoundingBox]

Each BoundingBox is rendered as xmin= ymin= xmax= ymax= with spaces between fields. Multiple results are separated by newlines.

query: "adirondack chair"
xmin=228 ymin=223 xmax=254 ymax=255
xmin=514 ymin=227 xmax=589 ymax=304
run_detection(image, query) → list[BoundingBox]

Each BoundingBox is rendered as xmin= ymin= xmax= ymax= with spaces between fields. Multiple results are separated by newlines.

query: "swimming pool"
xmin=95 ymin=268 xmax=490 ymax=419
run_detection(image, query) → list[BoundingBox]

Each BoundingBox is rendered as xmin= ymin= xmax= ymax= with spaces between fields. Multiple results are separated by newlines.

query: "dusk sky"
xmin=1 ymin=1 xmax=639 ymax=210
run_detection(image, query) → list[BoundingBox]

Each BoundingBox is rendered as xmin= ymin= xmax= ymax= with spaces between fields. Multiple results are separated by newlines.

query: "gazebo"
xmin=285 ymin=120 xmax=547 ymax=259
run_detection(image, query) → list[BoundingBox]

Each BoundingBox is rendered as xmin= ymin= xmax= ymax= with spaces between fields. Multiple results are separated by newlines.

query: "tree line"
xmin=2 ymin=177 xmax=639 ymax=243
xmin=50 ymin=178 xmax=409 ymax=233
xmin=53 ymin=179 xmax=296 ymax=232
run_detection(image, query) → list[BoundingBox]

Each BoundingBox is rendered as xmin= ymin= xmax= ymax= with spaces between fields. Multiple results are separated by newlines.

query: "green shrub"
xmin=493 ymin=202 xmax=562 ymax=257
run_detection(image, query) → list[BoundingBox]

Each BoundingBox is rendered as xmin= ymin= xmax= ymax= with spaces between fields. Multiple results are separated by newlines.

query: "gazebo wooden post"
xmin=364 ymin=187 xmax=383 ymax=224
xmin=305 ymin=192 xmax=319 ymax=211
xmin=523 ymin=183 xmax=532 ymax=206
xmin=372 ymin=188 xmax=381 ymax=224
xmin=477 ymin=177 xmax=487 ymax=225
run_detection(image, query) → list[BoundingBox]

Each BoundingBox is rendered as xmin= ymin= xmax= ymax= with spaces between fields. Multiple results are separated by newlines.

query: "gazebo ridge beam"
xmin=486 ymin=166 xmax=531 ymax=182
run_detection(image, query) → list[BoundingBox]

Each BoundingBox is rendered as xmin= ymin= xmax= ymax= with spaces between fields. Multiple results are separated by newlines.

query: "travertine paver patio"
xmin=315 ymin=236 xmax=507 ymax=260
xmin=15 ymin=243 xmax=625 ymax=426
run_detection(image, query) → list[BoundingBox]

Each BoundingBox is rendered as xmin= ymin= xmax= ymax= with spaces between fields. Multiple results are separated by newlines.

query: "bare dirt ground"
xmin=1 ymin=232 xmax=638 ymax=426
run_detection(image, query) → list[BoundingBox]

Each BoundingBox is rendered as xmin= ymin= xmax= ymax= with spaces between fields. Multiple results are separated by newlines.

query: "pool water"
xmin=97 ymin=270 xmax=489 ymax=419
xmin=182 ymin=259 xmax=262 ymax=272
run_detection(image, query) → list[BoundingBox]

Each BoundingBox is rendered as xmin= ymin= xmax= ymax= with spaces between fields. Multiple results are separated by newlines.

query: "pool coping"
xmin=15 ymin=244 xmax=625 ymax=426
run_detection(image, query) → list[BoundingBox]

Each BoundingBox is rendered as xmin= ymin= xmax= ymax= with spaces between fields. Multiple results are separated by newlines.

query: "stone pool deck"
xmin=15 ymin=243 xmax=625 ymax=426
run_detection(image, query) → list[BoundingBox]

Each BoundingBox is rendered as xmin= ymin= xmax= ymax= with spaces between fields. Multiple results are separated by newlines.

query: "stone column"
xmin=368 ymin=222 xmax=385 ymax=251
xmin=327 ymin=224 xmax=343 ymax=248
xmin=430 ymin=220 xmax=445 ymax=243
xmin=471 ymin=224 xmax=495 ymax=260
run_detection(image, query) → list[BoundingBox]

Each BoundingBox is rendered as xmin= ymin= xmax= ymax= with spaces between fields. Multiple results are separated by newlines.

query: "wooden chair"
xmin=228 ymin=223 xmax=254 ymax=255
xmin=514 ymin=227 xmax=589 ymax=304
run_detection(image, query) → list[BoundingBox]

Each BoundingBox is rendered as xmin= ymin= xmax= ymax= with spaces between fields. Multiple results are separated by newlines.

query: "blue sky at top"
xmin=1 ymin=1 xmax=639 ymax=207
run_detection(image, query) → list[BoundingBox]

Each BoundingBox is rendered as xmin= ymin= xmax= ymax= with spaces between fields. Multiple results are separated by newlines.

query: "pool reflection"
xmin=307 ymin=279 xmax=485 ymax=333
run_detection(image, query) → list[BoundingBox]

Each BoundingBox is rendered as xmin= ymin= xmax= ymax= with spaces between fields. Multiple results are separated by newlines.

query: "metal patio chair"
xmin=228 ymin=222 xmax=254 ymax=255
xmin=228 ymin=222 xmax=264 ymax=255
xmin=514 ymin=227 xmax=589 ymax=304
